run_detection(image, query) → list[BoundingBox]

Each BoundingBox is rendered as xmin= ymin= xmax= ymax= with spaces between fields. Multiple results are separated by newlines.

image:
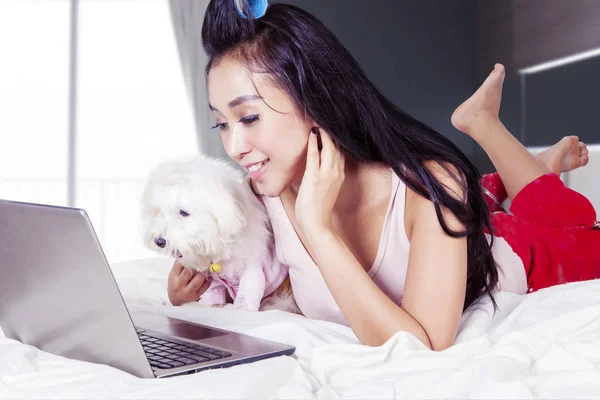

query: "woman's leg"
xmin=452 ymin=64 xmax=589 ymax=201
xmin=481 ymin=137 xmax=591 ymax=213
xmin=453 ymin=66 xmax=600 ymax=290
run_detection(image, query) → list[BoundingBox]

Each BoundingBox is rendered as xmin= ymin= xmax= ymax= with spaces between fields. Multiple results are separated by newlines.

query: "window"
xmin=0 ymin=0 xmax=197 ymax=263
xmin=0 ymin=0 xmax=70 ymax=205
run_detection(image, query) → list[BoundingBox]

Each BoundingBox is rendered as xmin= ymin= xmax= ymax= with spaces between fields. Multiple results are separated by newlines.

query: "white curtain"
xmin=169 ymin=0 xmax=227 ymax=159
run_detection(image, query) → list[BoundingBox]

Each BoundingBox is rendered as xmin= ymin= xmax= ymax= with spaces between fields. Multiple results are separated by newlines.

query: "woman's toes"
xmin=481 ymin=64 xmax=506 ymax=90
xmin=491 ymin=63 xmax=506 ymax=82
xmin=581 ymin=154 xmax=590 ymax=167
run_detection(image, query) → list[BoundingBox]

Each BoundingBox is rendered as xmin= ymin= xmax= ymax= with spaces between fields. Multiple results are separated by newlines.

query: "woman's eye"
xmin=211 ymin=122 xmax=228 ymax=131
xmin=180 ymin=210 xmax=190 ymax=217
xmin=210 ymin=115 xmax=258 ymax=131
xmin=239 ymin=115 xmax=259 ymax=125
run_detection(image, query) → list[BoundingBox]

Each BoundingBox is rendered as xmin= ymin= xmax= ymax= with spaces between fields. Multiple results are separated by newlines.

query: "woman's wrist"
xmin=302 ymin=226 xmax=338 ymax=260
xmin=301 ymin=222 xmax=332 ymax=238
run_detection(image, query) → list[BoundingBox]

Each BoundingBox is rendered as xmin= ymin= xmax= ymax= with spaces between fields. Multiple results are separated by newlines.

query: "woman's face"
xmin=207 ymin=55 xmax=313 ymax=197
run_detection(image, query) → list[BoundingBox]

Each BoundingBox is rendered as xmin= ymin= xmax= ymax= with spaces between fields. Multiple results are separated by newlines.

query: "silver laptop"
xmin=0 ymin=199 xmax=295 ymax=378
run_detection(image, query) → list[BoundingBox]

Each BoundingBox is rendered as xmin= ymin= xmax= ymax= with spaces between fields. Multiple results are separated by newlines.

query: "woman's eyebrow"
xmin=209 ymin=94 xmax=261 ymax=112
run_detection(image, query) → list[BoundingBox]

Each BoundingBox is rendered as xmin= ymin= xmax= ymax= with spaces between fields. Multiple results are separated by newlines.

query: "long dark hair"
xmin=201 ymin=0 xmax=498 ymax=312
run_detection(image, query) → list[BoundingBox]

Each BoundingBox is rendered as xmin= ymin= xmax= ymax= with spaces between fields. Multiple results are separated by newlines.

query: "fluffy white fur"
xmin=141 ymin=155 xmax=298 ymax=313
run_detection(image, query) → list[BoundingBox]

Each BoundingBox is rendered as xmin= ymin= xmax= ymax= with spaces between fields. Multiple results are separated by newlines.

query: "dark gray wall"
xmin=525 ymin=55 xmax=600 ymax=147
xmin=286 ymin=0 xmax=479 ymax=160
xmin=476 ymin=0 xmax=600 ymax=81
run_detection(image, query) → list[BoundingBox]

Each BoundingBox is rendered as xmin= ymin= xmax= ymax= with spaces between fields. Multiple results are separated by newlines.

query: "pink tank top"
xmin=261 ymin=170 xmax=526 ymax=325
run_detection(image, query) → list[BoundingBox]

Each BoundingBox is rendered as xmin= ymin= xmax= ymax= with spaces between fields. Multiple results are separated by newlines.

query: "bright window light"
xmin=0 ymin=0 xmax=198 ymax=263
xmin=0 ymin=0 xmax=70 ymax=205
xmin=519 ymin=47 xmax=600 ymax=75
xmin=77 ymin=0 xmax=197 ymax=262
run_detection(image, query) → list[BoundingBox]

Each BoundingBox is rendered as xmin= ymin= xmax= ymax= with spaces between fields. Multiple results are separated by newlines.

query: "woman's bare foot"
xmin=451 ymin=64 xmax=506 ymax=137
xmin=536 ymin=136 xmax=590 ymax=175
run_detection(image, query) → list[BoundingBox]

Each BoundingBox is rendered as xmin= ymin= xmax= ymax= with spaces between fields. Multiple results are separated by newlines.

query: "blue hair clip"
xmin=234 ymin=0 xmax=268 ymax=19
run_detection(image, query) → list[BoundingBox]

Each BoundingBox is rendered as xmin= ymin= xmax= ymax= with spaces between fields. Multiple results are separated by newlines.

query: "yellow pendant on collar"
xmin=209 ymin=262 xmax=221 ymax=273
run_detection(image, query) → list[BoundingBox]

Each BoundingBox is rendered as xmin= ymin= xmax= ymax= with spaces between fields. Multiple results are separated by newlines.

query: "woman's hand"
xmin=167 ymin=260 xmax=211 ymax=306
xmin=295 ymin=127 xmax=345 ymax=240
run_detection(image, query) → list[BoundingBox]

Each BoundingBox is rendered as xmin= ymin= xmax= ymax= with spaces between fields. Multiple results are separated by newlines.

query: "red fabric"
xmin=481 ymin=172 xmax=600 ymax=293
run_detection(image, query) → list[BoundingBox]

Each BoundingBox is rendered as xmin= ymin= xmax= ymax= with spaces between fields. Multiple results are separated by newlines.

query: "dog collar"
xmin=209 ymin=262 xmax=222 ymax=273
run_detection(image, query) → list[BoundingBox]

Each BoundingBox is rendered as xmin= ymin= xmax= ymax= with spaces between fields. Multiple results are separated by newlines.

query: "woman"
xmin=167 ymin=0 xmax=600 ymax=350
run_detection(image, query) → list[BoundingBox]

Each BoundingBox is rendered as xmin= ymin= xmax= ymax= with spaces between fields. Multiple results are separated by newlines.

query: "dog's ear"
xmin=207 ymin=186 xmax=248 ymax=238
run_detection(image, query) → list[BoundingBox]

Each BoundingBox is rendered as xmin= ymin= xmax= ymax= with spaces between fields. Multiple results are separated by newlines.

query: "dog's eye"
xmin=180 ymin=210 xmax=190 ymax=217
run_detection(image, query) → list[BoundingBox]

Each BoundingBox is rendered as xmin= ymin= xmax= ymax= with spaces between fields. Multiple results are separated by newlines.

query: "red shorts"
xmin=481 ymin=173 xmax=600 ymax=293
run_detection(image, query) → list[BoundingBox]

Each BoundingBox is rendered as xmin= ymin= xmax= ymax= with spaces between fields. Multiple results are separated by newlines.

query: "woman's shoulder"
xmin=404 ymin=161 xmax=467 ymax=240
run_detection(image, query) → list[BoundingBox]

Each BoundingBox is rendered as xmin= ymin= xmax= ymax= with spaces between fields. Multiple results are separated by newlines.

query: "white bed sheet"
xmin=1 ymin=256 xmax=600 ymax=399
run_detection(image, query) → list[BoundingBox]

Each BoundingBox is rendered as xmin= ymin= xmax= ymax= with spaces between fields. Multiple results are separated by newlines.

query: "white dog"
xmin=141 ymin=155 xmax=299 ymax=313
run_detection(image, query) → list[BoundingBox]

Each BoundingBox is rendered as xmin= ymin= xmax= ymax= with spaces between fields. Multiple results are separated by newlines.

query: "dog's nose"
xmin=154 ymin=237 xmax=166 ymax=248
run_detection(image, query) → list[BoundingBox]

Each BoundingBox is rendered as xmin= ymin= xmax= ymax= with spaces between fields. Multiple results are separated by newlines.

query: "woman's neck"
xmin=287 ymin=158 xmax=386 ymax=214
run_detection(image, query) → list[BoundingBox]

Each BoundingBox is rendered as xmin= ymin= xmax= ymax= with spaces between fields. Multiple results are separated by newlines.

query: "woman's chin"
xmin=254 ymin=181 xmax=284 ymax=198
xmin=252 ymin=168 xmax=300 ymax=198
xmin=255 ymin=185 xmax=276 ymax=197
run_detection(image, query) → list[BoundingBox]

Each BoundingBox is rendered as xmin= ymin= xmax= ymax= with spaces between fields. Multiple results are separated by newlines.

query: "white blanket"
xmin=2 ymin=257 xmax=600 ymax=399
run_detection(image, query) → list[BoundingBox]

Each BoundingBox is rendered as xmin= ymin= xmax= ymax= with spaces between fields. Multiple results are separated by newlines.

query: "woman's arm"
xmin=401 ymin=175 xmax=467 ymax=351
xmin=305 ymin=182 xmax=467 ymax=350
xmin=296 ymin=128 xmax=467 ymax=350
xmin=304 ymin=228 xmax=432 ymax=348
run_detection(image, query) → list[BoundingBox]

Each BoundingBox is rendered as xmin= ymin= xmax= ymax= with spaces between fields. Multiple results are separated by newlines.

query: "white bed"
xmin=1 ymin=256 xmax=600 ymax=399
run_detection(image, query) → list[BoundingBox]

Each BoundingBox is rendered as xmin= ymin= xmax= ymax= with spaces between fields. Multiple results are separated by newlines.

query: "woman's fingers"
xmin=187 ymin=271 xmax=206 ymax=290
xmin=314 ymin=127 xmax=344 ymax=177
xmin=175 ymin=267 xmax=192 ymax=285
xmin=337 ymin=146 xmax=345 ymax=176
xmin=194 ymin=278 xmax=212 ymax=299
xmin=318 ymin=128 xmax=334 ymax=172
xmin=330 ymin=131 xmax=343 ymax=174
xmin=179 ymin=271 xmax=204 ymax=299
xmin=305 ymin=128 xmax=320 ymax=175
xmin=169 ymin=260 xmax=184 ymax=279
xmin=187 ymin=272 xmax=207 ymax=296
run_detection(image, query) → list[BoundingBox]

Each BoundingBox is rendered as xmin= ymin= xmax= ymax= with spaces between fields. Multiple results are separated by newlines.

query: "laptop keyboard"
xmin=136 ymin=329 xmax=232 ymax=370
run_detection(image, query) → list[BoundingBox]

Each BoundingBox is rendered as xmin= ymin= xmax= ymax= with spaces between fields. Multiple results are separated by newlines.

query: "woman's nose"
xmin=154 ymin=237 xmax=166 ymax=248
xmin=227 ymin=127 xmax=252 ymax=158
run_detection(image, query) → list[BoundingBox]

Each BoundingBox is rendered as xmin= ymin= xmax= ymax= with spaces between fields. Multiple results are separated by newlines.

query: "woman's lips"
xmin=247 ymin=160 xmax=269 ymax=181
